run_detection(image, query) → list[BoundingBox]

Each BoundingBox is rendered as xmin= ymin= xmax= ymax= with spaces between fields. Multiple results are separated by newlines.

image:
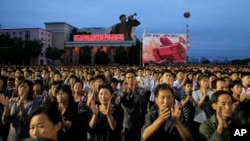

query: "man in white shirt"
xmin=173 ymin=70 xmax=186 ymax=101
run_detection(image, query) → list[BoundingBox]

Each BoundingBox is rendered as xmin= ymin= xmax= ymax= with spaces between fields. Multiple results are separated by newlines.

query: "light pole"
xmin=184 ymin=12 xmax=191 ymax=64
xmin=139 ymin=38 xmax=142 ymax=66
xmin=140 ymin=27 xmax=147 ymax=66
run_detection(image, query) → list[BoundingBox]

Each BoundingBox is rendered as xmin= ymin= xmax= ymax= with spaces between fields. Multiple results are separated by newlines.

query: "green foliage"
xmin=114 ymin=47 xmax=128 ymax=65
xmin=45 ymin=47 xmax=64 ymax=64
xmin=25 ymin=40 xmax=43 ymax=57
xmin=0 ymin=33 xmax=43 ymax=65
xmin=201 ymin=59 xmax=211 ymax=64
xmin=94 ymin=48 xmax=110 ymax=65
xmin=79 ymin=47 xmax=91 ymax=65
xmin=231 ymin=58 xmax=250 ymax=65
xmin=69 ymin=28 xmax=78 ymax=41
xmin=24 ymin=40 xmax=43 ymax=64
xmin=128 ymin=40 xmax=141 ymax=65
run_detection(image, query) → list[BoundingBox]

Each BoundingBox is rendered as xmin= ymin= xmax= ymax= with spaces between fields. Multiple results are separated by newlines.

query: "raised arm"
xmin=172 ymin=105 xmax=193 ymax=141
xmin=0 ymin=95 xmax=10 ymax=124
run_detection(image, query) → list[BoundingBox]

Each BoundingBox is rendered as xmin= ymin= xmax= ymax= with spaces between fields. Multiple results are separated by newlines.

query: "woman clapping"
xmin=89 ymin=83 xmax=123 ymax=141
xmin=0 ymin=80 xmax=38 ymax=141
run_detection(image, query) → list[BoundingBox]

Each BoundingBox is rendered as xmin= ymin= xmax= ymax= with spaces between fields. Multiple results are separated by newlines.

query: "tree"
xmin=95 ymin=48 xmax=110 ymax=65
xmin=114 ymin=47 xmax=128 ymax=65
xmin=128 ymin=40 xmax=141 ymax=65
xmin=0 ymin=34 xmax=25 ymax=64
xmin=79 ymin=47 xmax=91 ymax=65
xmin=0 ymin=34 xmax=12 ymax=64
xmin=0 ymin=33 xmax=43 ymax=65
xmin=45 ymin=47 xmax=64 ymax=64
xmin=231 ymin=58 xmax=250 ymax=65
xmin=69 ymin=28 xmax=78 ymax=41
xmin=23 ymin=40 xmax=43 ymax=65
xmin=9 ymin=38 xmax=23 ymax=64
xmin=200 ymin=57 xmax=211 ymax=64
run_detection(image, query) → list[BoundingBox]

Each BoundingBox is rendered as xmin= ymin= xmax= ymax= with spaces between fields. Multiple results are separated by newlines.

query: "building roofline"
xmin=44 ymin=22 xmax=76 ymax=29
xmin=0 ymin=28 xmax=50 ymax=31
xmin=1 ymin=28 xmax=41 ymax=30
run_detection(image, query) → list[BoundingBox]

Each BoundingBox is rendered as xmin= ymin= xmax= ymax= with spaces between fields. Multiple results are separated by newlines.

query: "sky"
xmin=1 ymin=0 xmax=250 ymax=61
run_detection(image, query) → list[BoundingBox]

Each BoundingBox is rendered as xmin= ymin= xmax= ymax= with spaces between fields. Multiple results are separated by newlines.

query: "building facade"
xmin=44 ymin=22 xmax=75 ymax=50
xmin=0 ymin=22 xmax=136 ymax=65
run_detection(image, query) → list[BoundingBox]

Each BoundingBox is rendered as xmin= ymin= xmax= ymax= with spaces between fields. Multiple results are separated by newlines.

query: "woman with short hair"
xmin=89 ymin=83 xmax=123 ymax=141
xmin=28 ymin=105 xmax=62 ymax=141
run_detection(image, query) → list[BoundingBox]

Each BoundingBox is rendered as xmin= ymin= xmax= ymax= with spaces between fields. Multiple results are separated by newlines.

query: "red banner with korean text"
xmin=74 ymin=34 xmax=124 ymax=41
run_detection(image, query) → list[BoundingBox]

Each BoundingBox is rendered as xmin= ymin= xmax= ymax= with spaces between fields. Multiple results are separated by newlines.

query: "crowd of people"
xmin=0 ymin=65 xmax=250 ymax=141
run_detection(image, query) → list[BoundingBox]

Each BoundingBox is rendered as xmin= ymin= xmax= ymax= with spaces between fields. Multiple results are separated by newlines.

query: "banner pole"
xmin=140 ymin=37 xmax=142 ymax=66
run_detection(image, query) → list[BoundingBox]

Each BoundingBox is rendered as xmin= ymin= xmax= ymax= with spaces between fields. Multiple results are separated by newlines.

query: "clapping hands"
xmin=90 ymin=100 xmax=99 ymax=115
xmin=158 ymin=106 xmax=171 ymax=122
xmin=171 ymin=104 xmax=182 ymax=124
xmin=158 ymin=104 xmax=181 ymax=124
xmin=104 ymin=102 xmax=113 ymax=116
xmin=0 ymin=93 xmax=9 ymax=107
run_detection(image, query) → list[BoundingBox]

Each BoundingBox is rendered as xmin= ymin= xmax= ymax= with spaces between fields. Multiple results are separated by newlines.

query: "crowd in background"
xmin=0 ymin=65 xmax=250 ymax=141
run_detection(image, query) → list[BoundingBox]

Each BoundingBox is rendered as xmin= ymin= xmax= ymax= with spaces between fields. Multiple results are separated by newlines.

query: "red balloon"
xmin=184 ymin=12 xmax=190 ymax=18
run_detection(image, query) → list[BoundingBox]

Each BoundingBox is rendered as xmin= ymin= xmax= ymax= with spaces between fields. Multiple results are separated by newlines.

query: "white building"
xmin=0 ymin=28 xmax=52 ymax=65
xmin=44 ymin=22 xmax=75 ymax=50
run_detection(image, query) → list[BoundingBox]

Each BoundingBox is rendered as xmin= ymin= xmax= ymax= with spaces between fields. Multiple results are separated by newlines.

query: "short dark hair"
xmin=125 ymin=69 xmax=136 ymax=77
xmin=110 ymin=78 xmax=118 ymax=84
xmin=69 ymin=75 xmax=79 ymax=81
xmin=207 ymin=73 xmax=217 ymax=78
xmin=184 ymin=80 xmax=193 ymax=86
xmin=210 ymin=90 xmax=232 ymax=104
xmin=175 ymin=69 xmax=184 ymax=75
xmin=34 ymin=79 xmax=44 ymax=90
xmin=89 ymin=77 xmax=95 ymax=83
xmin=16 ymin=76 xmax=25 ymax=81
xmin=119 ymin=14 xmax=126 ymax=20
xmin=197 ymin=74 xmax=209 ymax=82
xmin=240 ymin=72 xmax=250 ymax=78
xmin=30 ymin=104 xmax=61 ymax=126
xmin=95 ymin=74 xmax=106 ymax=82
xmin=55 ymin=84 xmax=74 ymax=105
xmin=228 ymin=80 xmax=242 ymax=94
xmin=55 ymin=84 xmax=72 ymax=96
xmin=19 ymin=80 xmax=34 ymax=100
xmin=137 ymin=67 xmax=143 ymax=71
xmin=54 ymin=71 xmax=62 ymax=78
xmin=196 ymin=74 xmax=209 ymax=89
xmin=74 ymin=80 xmax=83 ymax=87
xmin=50 ymin=81 xmax=62 ymax=88
xmin=161 ymin=69 xmax=172 ymax=76
xmin=154 ymin=83 xmax=175 ymax=98
xmin=211 ymin=78 xmax=226 ymax=90
xmin=98 ymin=83 xmax=114 ymax=94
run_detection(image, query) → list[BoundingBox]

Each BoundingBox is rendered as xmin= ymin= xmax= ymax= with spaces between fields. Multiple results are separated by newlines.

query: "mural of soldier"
xmin=111 ymin=13 xmax=140 ymax=40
